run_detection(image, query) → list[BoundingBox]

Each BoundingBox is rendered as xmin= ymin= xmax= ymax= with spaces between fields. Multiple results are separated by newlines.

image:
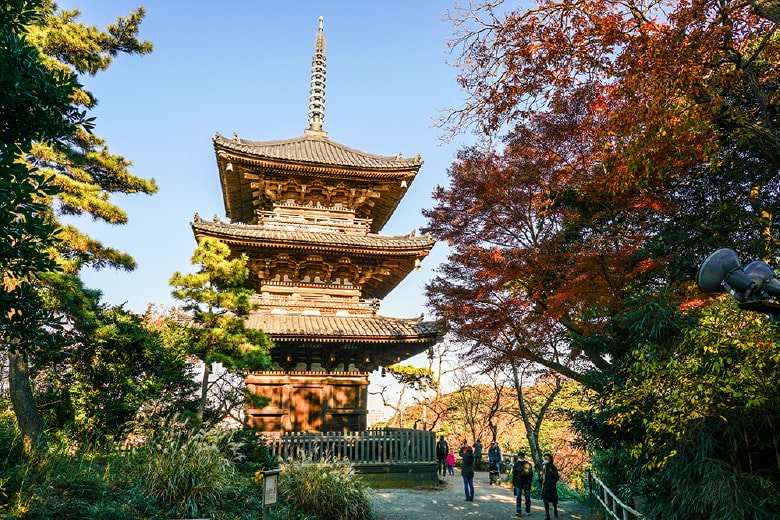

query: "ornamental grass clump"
xmin=127 ymin=426 xmax=236 ymax=518
xmin=274 ymin=457 xmax=376 ymax=520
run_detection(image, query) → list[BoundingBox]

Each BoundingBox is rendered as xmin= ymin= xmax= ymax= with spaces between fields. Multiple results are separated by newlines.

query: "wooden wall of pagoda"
xmin=245 ymin=372 xmax=369 ymax=432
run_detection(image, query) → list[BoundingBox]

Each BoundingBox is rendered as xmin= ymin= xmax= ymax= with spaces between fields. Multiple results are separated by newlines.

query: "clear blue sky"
xmin=58 ymin=0 xmax=471 ymax=322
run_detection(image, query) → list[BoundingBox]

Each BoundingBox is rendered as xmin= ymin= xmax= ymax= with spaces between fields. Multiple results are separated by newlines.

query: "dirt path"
xmin=371 ymin=471 xmax=593 ymax=520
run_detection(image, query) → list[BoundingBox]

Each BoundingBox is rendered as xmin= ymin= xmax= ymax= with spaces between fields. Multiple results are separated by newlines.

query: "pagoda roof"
xmin=191 ymin=214 xmax=435 ymax=254
xmin=247 ymin=312 xmax=444 ymax=371
xmin=246 ymin=312 xmax=441 ymax=344
xmin=214 ymin=132 xmax=422 ymax=173
xmin=213 ymin=132 xmax=422 ymax=230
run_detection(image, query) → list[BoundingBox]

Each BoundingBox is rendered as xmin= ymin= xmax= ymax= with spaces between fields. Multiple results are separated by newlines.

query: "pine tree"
xmin=1 ymin=0 xmax=85 ymax=453
xmin=170 ymin=237 xmax=272 ymax=422
xmin=26 ymin=1 xmax=157 ymax=273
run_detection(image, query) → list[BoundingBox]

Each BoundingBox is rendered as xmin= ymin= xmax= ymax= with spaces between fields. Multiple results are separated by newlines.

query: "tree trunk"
xmin=510 ymin=361 xmax=549 ymax=467
xmin=197 ymin=359 xmax=211 ymax=420
xmin=8 ymin=347 xmax=46 ymax=453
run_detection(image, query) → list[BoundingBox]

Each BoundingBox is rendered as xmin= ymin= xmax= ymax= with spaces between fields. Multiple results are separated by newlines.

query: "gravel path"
xmin=371 ymin=471 xmax=594 ymax=520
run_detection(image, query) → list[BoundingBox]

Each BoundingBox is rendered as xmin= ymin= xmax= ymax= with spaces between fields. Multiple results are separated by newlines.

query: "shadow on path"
xmin=372 ymin=471 xmax=594 ymax=520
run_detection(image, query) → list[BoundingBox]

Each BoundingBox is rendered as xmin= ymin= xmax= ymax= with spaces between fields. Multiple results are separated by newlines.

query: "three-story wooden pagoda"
xmin=191 ymin=18 xmax=442 ymax=432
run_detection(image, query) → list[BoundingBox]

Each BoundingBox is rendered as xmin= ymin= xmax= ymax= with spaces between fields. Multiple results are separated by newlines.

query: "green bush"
xmin=0 ymin=417 xmax=276 ymax=519
xmin=273 ymin=458 xmax=376 ymax=520
xmin=124 ymin=426 xmax=237 ymax=518
xmin=0 ymin=446 xmax=158 ymax=519
xmin=229 ymin=427 xmax=279 ymax=473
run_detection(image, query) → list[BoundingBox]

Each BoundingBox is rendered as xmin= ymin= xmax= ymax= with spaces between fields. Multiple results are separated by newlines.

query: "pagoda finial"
xmin=306 ymin=16 xmax=327 ymax=135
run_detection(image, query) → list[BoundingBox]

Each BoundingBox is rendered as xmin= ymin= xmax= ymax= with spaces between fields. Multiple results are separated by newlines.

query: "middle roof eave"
xmin=191 ymin=214 xmax=436 ymax=253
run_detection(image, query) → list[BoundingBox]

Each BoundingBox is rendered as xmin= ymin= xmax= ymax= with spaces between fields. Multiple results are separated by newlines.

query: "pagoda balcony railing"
xmin=258 ymin=280 xmax=360 ymax=289
xmin=257 ymin=209 xmax=372 ymax=234
xmin=251 ymin=293 xmax=380 ymax=313
xmin=264 ymin=428 xmax=435 ymax=464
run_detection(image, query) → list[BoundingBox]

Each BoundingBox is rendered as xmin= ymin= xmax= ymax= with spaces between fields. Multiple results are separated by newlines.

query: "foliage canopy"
xmin=428 ymin=0 xmax=780 ymax=516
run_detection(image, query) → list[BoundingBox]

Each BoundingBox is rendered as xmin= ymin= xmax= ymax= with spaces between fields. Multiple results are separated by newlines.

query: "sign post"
xmin=260 ymin=468 xmax=282 ymax=520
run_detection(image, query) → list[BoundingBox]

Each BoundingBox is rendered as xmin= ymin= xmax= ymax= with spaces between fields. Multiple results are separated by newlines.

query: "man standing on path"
xmin=473 ymin=438 xmax=483 ymax=471
xmin=513 ymin=452 xmax=534 ymax=517
xmin=436 ymin=435 xmax=449 ymax=477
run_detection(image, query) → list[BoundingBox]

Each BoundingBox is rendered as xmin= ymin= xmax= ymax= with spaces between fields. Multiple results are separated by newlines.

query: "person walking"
xmin=487 ymin=440 xmax=502 ymax=475
xmin=473 ymin=438 xmax=483 ymax=471
xmin=436 ymin=436 xmax=449 ymax=477
xmin=488 ymin=440 xmax=502 ymax=466
xmin=512 ymin=452 xmax=534 ymax=517
xmin=486 ymin=440 xmax=503 ymax=485
xmin=539 ymin=453 xmax=559 ymax=519
xmin=460 ymin=445 xmax=475 ymax=501
xmin=446 ymin=450 xmax=456 ymax=476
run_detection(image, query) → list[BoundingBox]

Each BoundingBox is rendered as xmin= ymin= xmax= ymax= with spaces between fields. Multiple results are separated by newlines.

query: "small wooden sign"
xmin=261 ymin=468 xmax=282 ymax=507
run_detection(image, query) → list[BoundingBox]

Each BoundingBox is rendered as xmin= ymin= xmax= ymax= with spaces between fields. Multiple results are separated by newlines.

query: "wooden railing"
xmin=587 ymin=469 xmax=644 ymax=520
xmin=264 ymin=428 xmax=436 ymax=464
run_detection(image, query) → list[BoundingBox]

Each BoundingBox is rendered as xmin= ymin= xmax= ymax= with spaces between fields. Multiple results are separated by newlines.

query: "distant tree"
xmin=170 ymin=237 xmax=272 ymax=422
xmin=507 ymin=361 xmax=562 ymax=468
xmin=374 ymin=364 xmax=435 ymax=428
xmin=371 ymin=340 xmax=460 ymax=431
xmin=420 ymin=339 xmax=461 ymax=430
xmin=447 ymin=372 xmax=504 ymax=444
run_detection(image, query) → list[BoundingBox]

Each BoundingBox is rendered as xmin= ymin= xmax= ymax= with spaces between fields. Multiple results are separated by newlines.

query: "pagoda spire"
xmin=306 ymin=16 xmax=327 ymax=135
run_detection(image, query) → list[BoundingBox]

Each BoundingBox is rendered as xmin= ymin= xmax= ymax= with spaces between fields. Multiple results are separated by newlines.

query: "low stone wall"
xmin=355 ymin=462 xmax=439 ymax=489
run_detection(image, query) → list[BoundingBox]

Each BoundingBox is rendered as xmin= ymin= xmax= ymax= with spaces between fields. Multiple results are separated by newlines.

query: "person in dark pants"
xmin=488 ymin=440 xmax=502 ymax=468
xmin=539 ymin=453 xmax=559 ymax=519
xmin=512 ymin=452 xmax=534 ymax=517
xmin=459 ymin=444 xmax=475 ymax=501
xmin=436 ymin=436 xmax=449 ymax=477
xmin=473 ymin=438 xmax=483 ymax=471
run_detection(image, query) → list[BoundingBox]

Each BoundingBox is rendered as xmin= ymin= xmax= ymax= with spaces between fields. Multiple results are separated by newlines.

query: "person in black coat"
xmin=459 ymin=444 xmax=475 ymax=501
xmin=512 ymin=452 xmax=534 ymax=516
xmin=473 ymin=438 xmax=483 ymax=471
xmin=539 ymin=453 xmax=559 ymax=519
xmin=436 ymin=436 xmax=449 ymax=476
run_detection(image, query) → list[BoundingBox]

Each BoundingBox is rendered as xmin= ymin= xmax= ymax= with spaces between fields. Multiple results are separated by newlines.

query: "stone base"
xmin=355 ymin=462 xmax=439 ymax=489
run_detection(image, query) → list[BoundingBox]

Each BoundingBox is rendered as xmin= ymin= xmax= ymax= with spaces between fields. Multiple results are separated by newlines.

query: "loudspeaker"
xmin=745 ymin=260 xmax=774 ymax=282
xmin=745 ymin=260 xmax=780 ymax=299
xmin=697 ymin=248 xmax=742 ymax=293
xmin=764 ymin=279 xmax=780 ymax=298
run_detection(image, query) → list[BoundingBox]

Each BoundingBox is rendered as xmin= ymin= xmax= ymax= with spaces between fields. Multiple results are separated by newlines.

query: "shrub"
xmin=229 ymin=427 xmax=279 ymax=473
xmin=272 ymin=457 xmax=376 ymax=520
xmin=0 ymin=416 xmax=274 ymax=519
xmin=0 ymin=444 xmax=158 ymax=519
xmin=125 ymin=425 xmax=236 ymax=518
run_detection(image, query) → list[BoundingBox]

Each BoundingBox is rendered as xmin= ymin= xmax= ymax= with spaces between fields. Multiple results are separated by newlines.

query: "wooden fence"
xmin=264 ymin=428 xmax=436 ymax=464
xmin=587 ymin=469 xmax=644 ymax=520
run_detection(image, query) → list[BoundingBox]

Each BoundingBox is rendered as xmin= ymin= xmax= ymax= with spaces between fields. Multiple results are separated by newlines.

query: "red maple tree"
xmin=426 ymin=0 xmax=780 ymax=387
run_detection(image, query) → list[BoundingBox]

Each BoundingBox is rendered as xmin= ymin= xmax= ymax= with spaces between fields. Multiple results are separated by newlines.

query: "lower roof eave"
xmin=266 ymin=335 xmax=440 ymax=344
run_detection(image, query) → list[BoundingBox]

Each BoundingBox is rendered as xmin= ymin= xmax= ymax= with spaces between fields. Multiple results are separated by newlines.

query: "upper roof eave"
xmin=213 ymin=132 xmax=423 ymax=173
